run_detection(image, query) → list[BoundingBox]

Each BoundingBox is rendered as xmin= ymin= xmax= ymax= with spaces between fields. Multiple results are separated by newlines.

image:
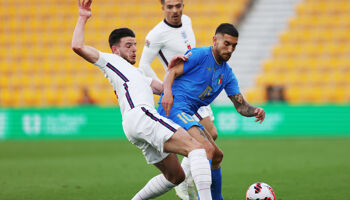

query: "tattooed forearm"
xmin=229 ymin=93 xmax=257 ymax=117
xmin=199 ymin=129 xmax=207 ymax=138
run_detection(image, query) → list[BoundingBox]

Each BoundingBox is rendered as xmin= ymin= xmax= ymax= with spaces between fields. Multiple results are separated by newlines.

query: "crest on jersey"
xmin=217 ymin=74 xmax=224 ymax=85
xmin=181 ymin=31 xmax=187 ymax=39
xmin=145 ymin=40 xmax=151 ymax=47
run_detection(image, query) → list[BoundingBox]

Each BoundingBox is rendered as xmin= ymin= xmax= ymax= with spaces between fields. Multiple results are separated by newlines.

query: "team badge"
xmin=217 ymin=74 xmax=224 ymax=85
xmin=145 ymin=40 xmax=151 ymax=47
xmin=181 ymin=31 xmax=187 ymax=39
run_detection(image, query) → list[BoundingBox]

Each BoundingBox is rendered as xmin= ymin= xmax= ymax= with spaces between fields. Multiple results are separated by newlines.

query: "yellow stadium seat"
xmin=245 ymin=87 xmax=266 ymax=104
xmin=256 ymin=0 xmax=350 ymax=104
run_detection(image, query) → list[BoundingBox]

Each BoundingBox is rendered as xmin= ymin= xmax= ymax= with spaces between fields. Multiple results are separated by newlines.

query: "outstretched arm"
xmin=229 ymin=93 xmax=265 ymax=123
xmin=72 ymin=0 xmax=99 ymax=63
xmin=161 ymin=62 xmax=184 ymax=116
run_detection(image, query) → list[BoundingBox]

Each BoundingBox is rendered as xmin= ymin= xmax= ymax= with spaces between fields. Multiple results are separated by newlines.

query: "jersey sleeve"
xmin=138 ymin=30 xmax=163 ymax=82
xmin=224 ymin=65 xmax=241 ymax=97
xmin=183 ymin=48 xmax=201 ymax=74
xmin=93 ymin=51 xmax=108 ymax=69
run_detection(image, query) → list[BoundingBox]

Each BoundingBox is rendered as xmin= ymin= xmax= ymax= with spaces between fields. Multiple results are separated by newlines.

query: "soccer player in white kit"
xmin=71 ymin=0 xmax=213 ymax=199
xmin=138 ymin=0 xmax=220 ymax=199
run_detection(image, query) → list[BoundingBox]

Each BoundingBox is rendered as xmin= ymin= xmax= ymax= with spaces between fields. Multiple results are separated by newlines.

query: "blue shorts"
xmin=157 ymin=104 xmax=204 ymax=131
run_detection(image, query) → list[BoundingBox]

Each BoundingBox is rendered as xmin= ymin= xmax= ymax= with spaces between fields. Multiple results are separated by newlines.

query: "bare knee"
xmin=212 ymin=148 xmax=223 ymax=167
xmin=186 ymin=136 xmax=214 ymax=160
xmin=203 ymin=142 xmax=215 ymax=160
xmin=164 ymin=168 xmax=185 ymax=185
xmin=189 ymin=136 xmax=204 ymax=150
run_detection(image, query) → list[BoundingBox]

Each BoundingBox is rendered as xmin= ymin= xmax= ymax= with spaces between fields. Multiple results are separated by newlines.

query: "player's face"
xmin=213 ymin=33 xmax=238 ymax=63
xmin=162 ymin=0 xmax=184 ymax=26
xmin=114 ymin=37 xmax=137 ymax=65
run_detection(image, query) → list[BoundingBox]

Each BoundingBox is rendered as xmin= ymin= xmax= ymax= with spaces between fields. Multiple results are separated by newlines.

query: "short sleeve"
xmin=224 ymin=65 xmax=241 ymax=96
xmin=183 ymin=48 xmax=201 ymax=74
xmin=94 ymin=51 xmax=108 ymax=69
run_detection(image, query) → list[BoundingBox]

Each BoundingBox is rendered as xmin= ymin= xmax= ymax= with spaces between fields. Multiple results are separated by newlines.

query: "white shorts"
xmin=122 ymin=105 xmax=180 ymax=164
xmin=193 ymin=105 xmax=215 ymax=121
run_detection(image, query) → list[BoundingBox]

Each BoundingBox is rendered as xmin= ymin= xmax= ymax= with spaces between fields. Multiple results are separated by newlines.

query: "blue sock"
xmin=211 ymin=168 xmax=223 ymax=200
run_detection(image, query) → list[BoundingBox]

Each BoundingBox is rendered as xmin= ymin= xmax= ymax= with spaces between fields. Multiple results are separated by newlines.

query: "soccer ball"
xmin=246 ymin=182 xmax=275 ymax=200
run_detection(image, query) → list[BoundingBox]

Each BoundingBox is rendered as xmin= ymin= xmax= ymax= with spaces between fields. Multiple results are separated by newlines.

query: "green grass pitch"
xmin=0 ymin=137 xmax=349 ymax=200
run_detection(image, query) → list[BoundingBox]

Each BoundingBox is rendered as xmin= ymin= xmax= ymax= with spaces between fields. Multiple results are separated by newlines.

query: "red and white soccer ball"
xmin=246 ymin=182 xmax=275 ymax=200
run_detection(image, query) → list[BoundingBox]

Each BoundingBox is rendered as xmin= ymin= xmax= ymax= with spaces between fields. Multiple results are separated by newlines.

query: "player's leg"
xmin=157 ymin=108 xmax=216 ymax=199
xmin=130 ymin=107 xmax=212 ymax=200
xmin=186 ymin=127 xmax=223 ymax=200
xmin=194 ymin=105 xmax=218 ymax=140
xmin=178 ymin=105 xmax=218 ymax=200
xmin=194 ymin=106 xmax=224 ymax=200
xmin=131 ymin=153 xmax=184 ymax=200
xmin=164 ymin=127 xmax=212 ymax=200
xmin=124 ymin=107 xmax=183 ymax=200
xmin=199 ymin=116 xmax=218 ymax=140
xmin=132 ymin=128 xmax=212 ymax=200
xmin=201 ymin=128 xmax=223 ymax=200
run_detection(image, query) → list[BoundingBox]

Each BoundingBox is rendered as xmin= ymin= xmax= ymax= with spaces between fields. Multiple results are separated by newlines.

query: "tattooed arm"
xmin=229 ymin=93 xmax=265 ymax=123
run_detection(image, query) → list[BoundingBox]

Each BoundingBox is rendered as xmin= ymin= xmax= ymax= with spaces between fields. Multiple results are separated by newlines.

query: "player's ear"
xmin=213 ymin=35 xmax=217 ymax=45
xmin=112 ymin=45 xmax=120 ymax=55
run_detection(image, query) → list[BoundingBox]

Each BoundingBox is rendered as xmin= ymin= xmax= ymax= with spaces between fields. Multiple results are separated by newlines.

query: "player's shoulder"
xmin=182 ymin=14 xmax=192 ymax=25
xmin=189 ymin=46 xmax=211 ymax=56
xmin=100 ymin=51 xmax=119 ymax=61
xmin=101 ymin=51 xmax=131 ymax=65
xmin=146 ymin=20 xmax=168 ymax=38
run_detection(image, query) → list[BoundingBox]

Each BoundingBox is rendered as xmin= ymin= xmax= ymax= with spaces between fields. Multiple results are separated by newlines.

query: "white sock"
xmin=188 ymin=149 xmax=212 ymax=200
xmin=181 ymin=156 xmax=191 ymax=177
xmin=131 ymin=174 xmax=175 ymax=200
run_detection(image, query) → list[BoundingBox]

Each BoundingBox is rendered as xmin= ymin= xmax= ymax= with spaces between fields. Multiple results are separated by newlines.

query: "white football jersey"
xmin=139 ymin=15 xmax=196 ymax=80
xmin=94 ymin=51 xmax=155 ymax=117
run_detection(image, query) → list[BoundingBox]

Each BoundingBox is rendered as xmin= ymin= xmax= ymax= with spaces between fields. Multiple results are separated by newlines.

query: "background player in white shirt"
xmin=71 ymin=0 xmax=213 ymax=199
xmin=138 ymin=0 xmax=221 ymax=199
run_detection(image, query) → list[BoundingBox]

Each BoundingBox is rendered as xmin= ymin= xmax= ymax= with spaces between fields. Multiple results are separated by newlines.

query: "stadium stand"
xmin=245 ymin=0 xmax=350 ymax=104
xmin=0 ymin=0 xmax=249 ymax=107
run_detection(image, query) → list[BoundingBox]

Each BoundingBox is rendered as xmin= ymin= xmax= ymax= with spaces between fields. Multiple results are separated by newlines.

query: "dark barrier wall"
xmin=0 ymin=105 xmax=349 ymax=140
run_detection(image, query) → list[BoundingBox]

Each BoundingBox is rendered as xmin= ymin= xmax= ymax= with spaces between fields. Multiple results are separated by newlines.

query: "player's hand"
xmin=254 ymin=107 xmax=265 ymax=123
xmin=161 ymin=93 xmax=173 ymax=116
xmin=78 ymin=0 xmax=92 ymax=18
xmin=168 ymin=52 xmax=192 ymax=69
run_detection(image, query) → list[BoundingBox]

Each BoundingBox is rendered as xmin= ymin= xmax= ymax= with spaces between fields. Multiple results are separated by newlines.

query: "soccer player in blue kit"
xmin=158 ymin=23 xmax=266 ymax=200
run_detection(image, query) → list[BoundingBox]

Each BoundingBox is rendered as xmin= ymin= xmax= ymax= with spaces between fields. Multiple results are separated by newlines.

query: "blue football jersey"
xmin=158 ymin=46 xmax=240 ymax=117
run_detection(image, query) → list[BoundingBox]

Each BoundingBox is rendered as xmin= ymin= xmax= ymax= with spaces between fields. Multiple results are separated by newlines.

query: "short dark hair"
xmin=215 ymin=23 xmax=239 ymax=38
xmin=108 ymin=28 xmax=135 ymax=49
xmin=160 ymin=0 xmax=183 ymax=5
